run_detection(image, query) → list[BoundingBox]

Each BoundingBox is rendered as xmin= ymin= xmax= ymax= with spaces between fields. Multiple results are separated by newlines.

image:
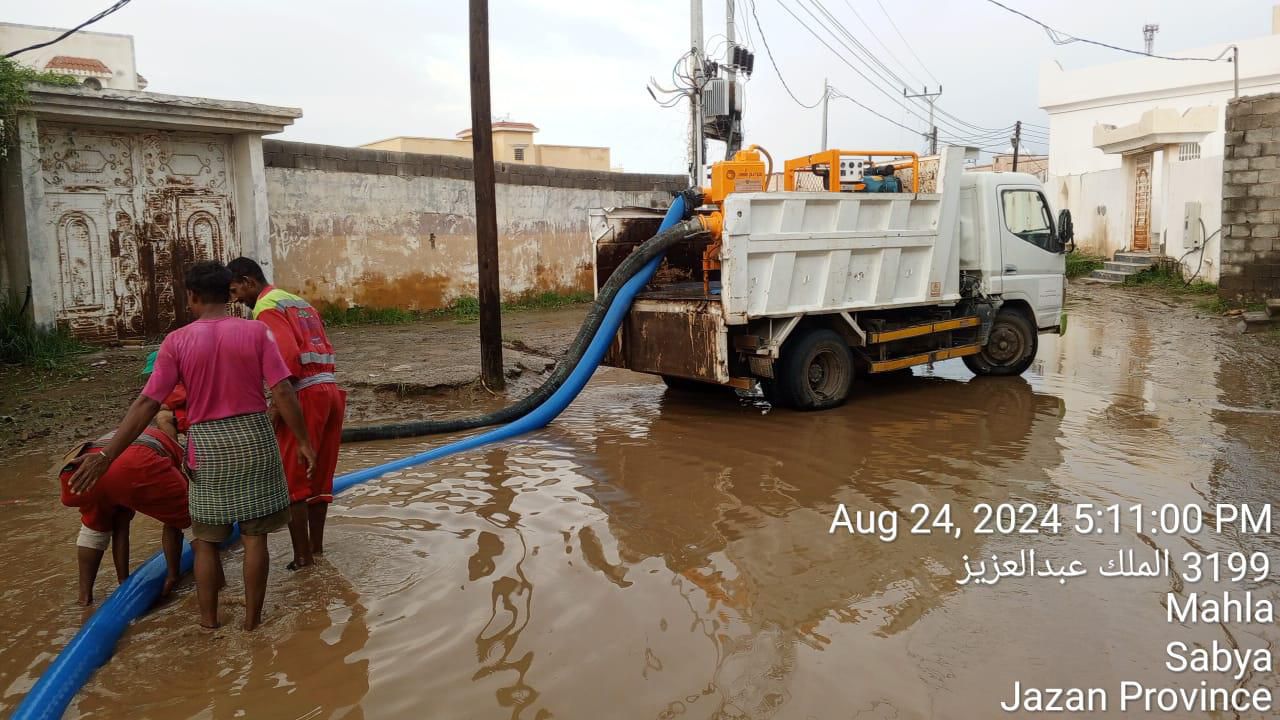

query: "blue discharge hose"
xmin=14 ymin=198 xmax=694 ymax=720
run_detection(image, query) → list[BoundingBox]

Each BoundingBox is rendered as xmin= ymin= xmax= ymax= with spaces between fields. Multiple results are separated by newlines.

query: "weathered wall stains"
xmin=263 ymin=142 xmax=686 ymax=309
xmin=36 ymin=123 xmax=238 ymax=341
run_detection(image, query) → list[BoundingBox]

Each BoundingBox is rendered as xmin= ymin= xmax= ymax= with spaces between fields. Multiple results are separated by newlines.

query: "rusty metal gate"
xmin=1131 ymin=152 xmax=1152 ymax=252
xmin=40 ymin=124 xmax=237 ymax=342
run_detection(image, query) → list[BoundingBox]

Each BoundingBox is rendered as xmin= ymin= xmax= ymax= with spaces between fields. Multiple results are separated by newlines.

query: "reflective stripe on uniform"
xmin=295 ymin=372 xmax=337 ymax=392
xmin=297 ymin=352 xmax=335 ymax=365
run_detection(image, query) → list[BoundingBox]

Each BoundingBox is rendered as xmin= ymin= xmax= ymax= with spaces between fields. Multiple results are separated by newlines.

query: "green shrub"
xmin=1064 ymin=250 xmax=1105 ymax=278
xmin=319 ymin=304 xmax=419 ymax=327
xmin=1126 ymin=261 xmax=1217 ymax=295
xmin=0 ymin=296 xmax=91 ymax=369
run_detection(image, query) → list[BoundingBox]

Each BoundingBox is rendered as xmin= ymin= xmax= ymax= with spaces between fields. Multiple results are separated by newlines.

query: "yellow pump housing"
xmin=707 ymin=148 xmax=767 ymax=205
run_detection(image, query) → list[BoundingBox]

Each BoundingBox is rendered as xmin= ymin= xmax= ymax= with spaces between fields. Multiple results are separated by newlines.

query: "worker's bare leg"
xmin=286 ymin=501 xmax=313 ymax=569
xmin=110 ymin=512 xmax=130 ymax=583
xmin=308 ymin=502 xmax=327 ymax=556
xmin=241 ymin=533 xmax=270 ymax=631
xmin=193 ymin=539 xmax=221 ymax=629
xmin=160 ymin=526 xmax=183 ymax=598
xmin=76 ymin=546 xmax=106 ymax=606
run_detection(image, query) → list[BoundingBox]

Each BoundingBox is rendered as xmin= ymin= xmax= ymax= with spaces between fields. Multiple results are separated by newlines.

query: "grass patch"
xmin=0 ymin=296 xmax=91 ymax=369
xmin=1065 ymin=250 xmax=1105 ymax=278
xmin=320 ymin=304 xmax=419 ymax=327
xmin=319 ymin=290 xmax=594 ymax=327
xmin=1125 ymin=261 xmax=1218 ymax=296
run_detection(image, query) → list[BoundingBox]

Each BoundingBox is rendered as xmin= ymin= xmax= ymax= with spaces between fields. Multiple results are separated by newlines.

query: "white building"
xmin=0 ymin=23 xmax=143 ymax=90
xmin=1039 ymin=8 xmax=1280 ymax=282
xmin=1 ymin=26 xmax=299 ymax=343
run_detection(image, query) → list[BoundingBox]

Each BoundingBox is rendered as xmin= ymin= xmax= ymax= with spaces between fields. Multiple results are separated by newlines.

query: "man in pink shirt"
xmin=67 ymin=261 xmax=317 ymax=631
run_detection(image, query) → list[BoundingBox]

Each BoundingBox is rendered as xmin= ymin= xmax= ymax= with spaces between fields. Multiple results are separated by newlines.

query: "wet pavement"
xmin=1 ymin=285 xmax=1278 ymax=719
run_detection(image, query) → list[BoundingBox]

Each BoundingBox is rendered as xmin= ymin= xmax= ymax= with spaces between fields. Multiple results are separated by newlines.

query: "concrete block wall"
xmin=262 ymin=140 xmax=686 ymax=310
xmin=1221 ymin=92 xmax=1280 ymax=299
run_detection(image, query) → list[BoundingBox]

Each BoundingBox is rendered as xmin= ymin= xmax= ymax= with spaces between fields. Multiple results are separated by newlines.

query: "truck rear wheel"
xmin=774 ymin=328 xmax=855 ymax=410
xmin=964 ymin=308 xmax=1037 ymax=377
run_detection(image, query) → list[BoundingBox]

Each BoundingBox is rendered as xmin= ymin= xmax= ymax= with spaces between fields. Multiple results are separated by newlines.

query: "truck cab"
xmin=958 ymin=172 xmax=1068 ymax=332
xmin=592 ymin=145 xmax=1071 ymax=409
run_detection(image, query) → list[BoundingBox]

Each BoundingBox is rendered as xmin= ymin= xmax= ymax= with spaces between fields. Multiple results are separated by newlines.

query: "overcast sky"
xmin=7 ymin=0 xmax=1272 ymax=173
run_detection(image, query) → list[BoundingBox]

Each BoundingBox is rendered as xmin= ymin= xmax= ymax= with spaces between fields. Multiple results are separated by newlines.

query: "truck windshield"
xmin=1001 ymin=189 xmax=1055 ymax=251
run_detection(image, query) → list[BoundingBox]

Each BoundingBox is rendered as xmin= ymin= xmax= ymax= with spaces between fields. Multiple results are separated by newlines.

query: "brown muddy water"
xmin=1 ymin=289 xmax=1279 ymax=719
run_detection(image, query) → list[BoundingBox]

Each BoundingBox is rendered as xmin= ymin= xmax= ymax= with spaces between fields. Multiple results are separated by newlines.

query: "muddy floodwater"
xmin=2 ymin=288 xmax=1279 ymax=719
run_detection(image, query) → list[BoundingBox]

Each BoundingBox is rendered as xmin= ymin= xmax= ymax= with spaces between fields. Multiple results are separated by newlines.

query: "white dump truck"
xmin=590 ymin=145 xmax=1072 ymax=409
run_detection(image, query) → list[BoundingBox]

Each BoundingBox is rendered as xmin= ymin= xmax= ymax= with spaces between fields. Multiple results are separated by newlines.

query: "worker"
xmin=65 ymin=260 xmax=316 ymax=631
xmin=59 ymin=407 xmax=188 ymax=607
xmin=227 ymin=257 xmax=346 ymax=571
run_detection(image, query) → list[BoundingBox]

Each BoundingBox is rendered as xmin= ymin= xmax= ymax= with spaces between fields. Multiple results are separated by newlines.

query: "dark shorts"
xmin=190 ymin=506 xmax=289 ymax=543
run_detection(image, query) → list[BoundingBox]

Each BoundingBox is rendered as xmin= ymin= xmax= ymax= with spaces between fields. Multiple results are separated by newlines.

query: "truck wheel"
xmin=775 ymin=328 xmax=855 ymax=410
xmin=661 ymin=375 xmax=722 ymax=393
xmin=964 ymin=308 xmax=1037 ymax=377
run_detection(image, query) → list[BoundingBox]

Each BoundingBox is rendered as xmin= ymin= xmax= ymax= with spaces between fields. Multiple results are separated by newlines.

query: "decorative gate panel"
xmin=39 ymin=123 xmax=237 ymax=342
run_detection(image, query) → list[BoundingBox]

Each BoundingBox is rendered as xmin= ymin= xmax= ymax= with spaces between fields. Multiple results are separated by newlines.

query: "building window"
xmin=1178 ymin=142 xmax=1201 ymax=161
xmin=513 ymin=146 xmax=526 ymax=162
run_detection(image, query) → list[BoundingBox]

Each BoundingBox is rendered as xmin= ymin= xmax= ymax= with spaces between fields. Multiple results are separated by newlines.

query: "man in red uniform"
xmin=60 ymin=409 xmax=189 ymax=606
xmin=228 ymin=257 xmax=346 ymax=570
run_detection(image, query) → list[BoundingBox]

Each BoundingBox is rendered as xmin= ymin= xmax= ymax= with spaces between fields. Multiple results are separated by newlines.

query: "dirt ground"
xmin=1 ymin=284 xmax=1276 ymax=459
xmin=0 ymin=307 xmax=589 ymax=458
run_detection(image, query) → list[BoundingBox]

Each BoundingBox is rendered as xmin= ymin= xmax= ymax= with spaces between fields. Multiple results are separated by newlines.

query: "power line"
xmin=809 ymin=0 xmax=915 ymax=92
xmin=983 ymin=0 xmax=1234 ymax=62
xmin=829 ymin=88 xmax=924 ymax=136
xmin=780 ymin=0 xmax=1013 ymax=138
xmin=774 ymin=0 xmax=941 ymax=129
xmin=873 ymin=0 xmax=940 ymax=86
xmin=4 ymin=0 xmax=133 ymax=58
xmin=747 ymin=0 xmax=825 ymax=108
xmin=838 ymin=0 xmax=927 ymax=89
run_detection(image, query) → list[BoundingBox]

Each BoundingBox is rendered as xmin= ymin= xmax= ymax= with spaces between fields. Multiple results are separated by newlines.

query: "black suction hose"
xmin=340 ymin=216 xmax=705 ymax=442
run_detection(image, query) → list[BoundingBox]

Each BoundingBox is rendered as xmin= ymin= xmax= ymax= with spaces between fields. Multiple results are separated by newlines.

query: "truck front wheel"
xmin=774 ymin=328 xmax=855 ymax=410
xmin=964 ymin=308 xmax=1037 ymax=377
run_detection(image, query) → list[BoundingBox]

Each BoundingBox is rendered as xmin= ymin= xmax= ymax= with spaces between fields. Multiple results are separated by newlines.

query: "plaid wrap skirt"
xmin=187 ymin=412 xmax=289 ymax=525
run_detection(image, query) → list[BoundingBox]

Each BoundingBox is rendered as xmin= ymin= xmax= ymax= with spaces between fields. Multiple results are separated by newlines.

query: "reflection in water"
xmin=585 ymin=375 xmax=1066 ymax=718
xmin=469 ymin=447 xmax=541 ymax=718
xmin=1 ymin=289 xmax=1278 ymax=719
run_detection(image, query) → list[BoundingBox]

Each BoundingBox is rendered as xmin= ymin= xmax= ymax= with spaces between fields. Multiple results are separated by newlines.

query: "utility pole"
xmin=690 ymin=0 xmax=705 ymax=185
xmin=905 ymin=85 xmax=942 ymax=155
xmin=468 ymin=0 xmax=504 ymax=390
xmin=821 ymin=77 xmax=829 ymax=150
xmin=724 ymin=0 xmax=738 ymax=158
xmin=1011 ymin=120 xmax=1022 ymax=172
xmin=1143 ymin=24 xmax=1159 ymax=55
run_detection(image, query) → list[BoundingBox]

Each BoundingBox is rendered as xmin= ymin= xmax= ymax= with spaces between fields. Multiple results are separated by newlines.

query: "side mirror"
xmin=1057 ymin=208 xmax=1075 ymax=253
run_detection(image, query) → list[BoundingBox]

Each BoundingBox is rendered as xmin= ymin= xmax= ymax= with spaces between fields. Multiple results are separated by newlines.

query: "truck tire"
xmin=774 ymin=328 xmax=855 ymax=410
xmin=964 ymin=308 xmax=1037 ymax=377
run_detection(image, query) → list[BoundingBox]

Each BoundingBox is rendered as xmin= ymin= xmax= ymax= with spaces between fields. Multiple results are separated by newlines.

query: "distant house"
xmin=1039 ymin=7 xmax=1280 ymax=283
xmin=0 ymin=22 xmax=144 ymax=90
xmin=361 ymin=121 xmax=614 ymax=172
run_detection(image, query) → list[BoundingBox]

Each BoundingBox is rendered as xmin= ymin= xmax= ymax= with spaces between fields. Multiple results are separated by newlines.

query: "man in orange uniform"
xmin=60 ymin=407 xmax=189 ymax=606
xmin=228 ymin=257 xmax=346 ymax=570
